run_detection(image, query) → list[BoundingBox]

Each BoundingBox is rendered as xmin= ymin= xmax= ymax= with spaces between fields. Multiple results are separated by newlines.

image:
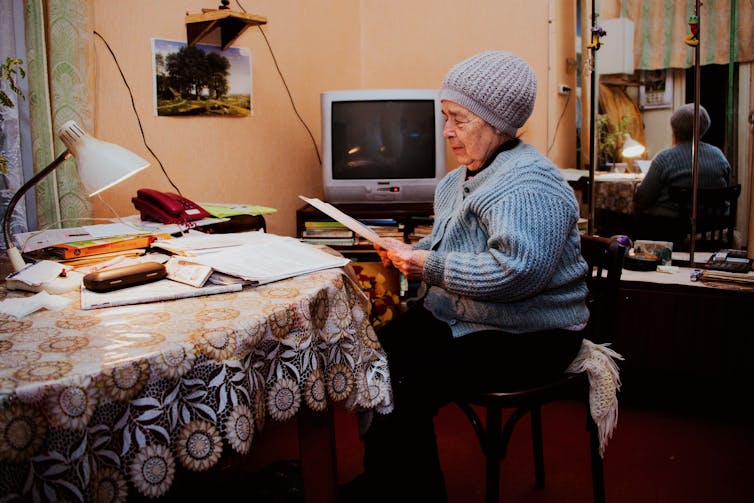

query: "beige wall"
xmin=91 ymin=0 xmax=576 ymax=237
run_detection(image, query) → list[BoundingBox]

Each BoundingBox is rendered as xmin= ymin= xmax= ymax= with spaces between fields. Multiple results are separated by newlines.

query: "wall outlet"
xmin=558 ymin=84 xmax=571 ymax=95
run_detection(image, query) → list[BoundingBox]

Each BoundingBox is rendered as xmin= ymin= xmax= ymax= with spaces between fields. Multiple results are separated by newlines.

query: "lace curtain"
xmin=0 ymin=0 xmax=27 ymax=248
xmin=1 ymin=0 xmax=94 ymax=249
xmin=26 ymin=0 xmax=95 ymax=233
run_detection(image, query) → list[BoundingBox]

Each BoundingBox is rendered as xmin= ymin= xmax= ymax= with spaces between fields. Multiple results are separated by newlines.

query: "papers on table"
xmin=635 ymin=160 xmax=651 ymax=174
xmin=13 ymin=216 xmax=229 ymax=253
xmin=186 ymin=231 xmax=350 ymax=285
xmin=77 ymin=231 xmax=350 ymax=307
xmin=5 ymin=260 xmax=67 ymax=286
xmin=14 ymin=224 xmax=142 ymax=253
xmin=150 ymin=231 xmax=244 ymax=256
xmin=594 ymin=172 xmax=643 ymax=182
xmin=558 ymin=168 xmax=589 ymax=182
xmin=0 ymin=291 xmax=72 ymax=317
xmin=80 ymin=280 xmax=242 ymax=310
xmin=298 ymin=195 xmax=396 ymax=250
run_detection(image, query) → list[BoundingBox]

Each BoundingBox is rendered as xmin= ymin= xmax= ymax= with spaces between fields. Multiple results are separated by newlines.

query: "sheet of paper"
xmin=298 ymin=196 xmax=395 ymax=250
xmin=15 ymin=229 xmax=94 ymax=252
xmin=557 ymin=168 xmax=589 ymax=181
xmin=5 ymin=260 xmax=65 ymax=285
xmin=16 ymin=220 xmax=169 ymax=253
xmin=594 ymin=173 xmax=643 ymax=182
xmin=83 ymin=223 xmax=141 ymax=239
xmin=187 ymin=232 xmax=350 ymax=284
xmin=80 ymin=280 xmax=242 ymax=310
xmin=151 ymin=231 xmax=244 ymax=255
xmin=0 ymin=291 xmax=72 ymax=317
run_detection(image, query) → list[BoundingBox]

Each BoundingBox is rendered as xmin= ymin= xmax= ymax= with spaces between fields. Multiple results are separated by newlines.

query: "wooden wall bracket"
xmin=185 ymin=9 xmax=267 ymax=50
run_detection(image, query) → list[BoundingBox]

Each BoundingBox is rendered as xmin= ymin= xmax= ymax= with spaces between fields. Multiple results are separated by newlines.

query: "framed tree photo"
xmin=152 ymin=38 xmax=253 ymax=117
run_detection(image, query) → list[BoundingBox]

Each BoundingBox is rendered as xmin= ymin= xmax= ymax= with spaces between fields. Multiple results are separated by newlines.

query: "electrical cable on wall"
xmin=92 ymin=30 xmax=183 ymax=196
xmin=235 ymin=0 xmax=322 ymax=164
xmin=547 ymin=91 xmax=571 ymax=154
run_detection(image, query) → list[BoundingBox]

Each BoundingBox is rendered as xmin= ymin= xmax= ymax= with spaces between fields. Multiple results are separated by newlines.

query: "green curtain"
xmin=24 ymin=0 xmax=94 ymax=231
xmin=627 ymin=0 xmax=753 ymax=71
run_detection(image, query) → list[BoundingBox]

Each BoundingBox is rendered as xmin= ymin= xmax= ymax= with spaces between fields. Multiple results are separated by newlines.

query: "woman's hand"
xmin=374 ymin=238 xmax=428 ymax=279
xmin=374 ymin=238 xmax=412 ymax=268
xmin=388 ymin=248 xmax=428 ymax=279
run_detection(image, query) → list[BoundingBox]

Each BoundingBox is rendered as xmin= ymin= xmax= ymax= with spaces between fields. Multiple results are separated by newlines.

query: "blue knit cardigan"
xmin=416 ymin=141 xmax=589 ymax=337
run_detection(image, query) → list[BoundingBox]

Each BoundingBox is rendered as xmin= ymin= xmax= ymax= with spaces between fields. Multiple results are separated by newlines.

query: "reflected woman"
xmin=633 ymin=103 xmax=731 ymax=242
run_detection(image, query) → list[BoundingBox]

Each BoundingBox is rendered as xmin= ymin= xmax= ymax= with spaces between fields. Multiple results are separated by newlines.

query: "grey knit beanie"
xmin=440 ymin=51 xmax=537 ymax=136
xmin=671 ymin=103 xmax=710 ymax=141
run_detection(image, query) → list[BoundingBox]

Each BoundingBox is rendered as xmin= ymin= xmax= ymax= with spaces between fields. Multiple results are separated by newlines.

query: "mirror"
xmin=576 ymin=0 xmax=743 ymax=263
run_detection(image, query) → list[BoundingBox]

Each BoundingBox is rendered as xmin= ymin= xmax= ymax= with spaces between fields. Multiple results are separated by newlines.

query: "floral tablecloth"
xmin=0 ymin=268 xmax=392 ymax=501
xmin=594 ymin=173 xmax=643 ymax=214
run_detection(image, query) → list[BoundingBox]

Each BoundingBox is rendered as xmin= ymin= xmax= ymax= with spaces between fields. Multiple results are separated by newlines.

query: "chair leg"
xmin=485 ymin=406 xmax=503 ymax=503
xmin=587 ymin=415 xmax=606 ymax=503
xmin=530 ymin=406 xmax=545 ymax=488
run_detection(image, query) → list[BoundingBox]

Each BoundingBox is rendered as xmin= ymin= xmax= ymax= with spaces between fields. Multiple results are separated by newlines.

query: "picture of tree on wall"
xmin=152 ymin=38 xmax=252 ymax=117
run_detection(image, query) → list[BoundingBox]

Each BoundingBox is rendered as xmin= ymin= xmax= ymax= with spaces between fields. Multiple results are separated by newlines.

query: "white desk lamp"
xmin=621 ymin=133 xmax=646 ymax=158
xmin=2 ymin=120 xmax=149 ymax=293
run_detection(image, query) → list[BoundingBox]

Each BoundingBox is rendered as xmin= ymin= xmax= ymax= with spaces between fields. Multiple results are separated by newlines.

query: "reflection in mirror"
xmin=577 ymin=1 xmax=745 ymax=259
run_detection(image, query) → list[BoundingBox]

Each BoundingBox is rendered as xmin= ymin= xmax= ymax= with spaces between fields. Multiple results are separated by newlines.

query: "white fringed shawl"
xmin=566 ymin=339 xmax=624 ymax=457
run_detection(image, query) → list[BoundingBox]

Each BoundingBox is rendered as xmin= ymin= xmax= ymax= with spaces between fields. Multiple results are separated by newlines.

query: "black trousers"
xmin=362 ymin=301 xmax=584 ymax=501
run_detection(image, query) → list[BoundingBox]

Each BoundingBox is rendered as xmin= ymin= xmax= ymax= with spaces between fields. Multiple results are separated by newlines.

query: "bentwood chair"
xmin=634 ymin=184 xmax=741 ymax=252
xmin=454 ymin=234 xmax=627 ymax=503
xmin=668 ymin=184 xmax=741 ymax=251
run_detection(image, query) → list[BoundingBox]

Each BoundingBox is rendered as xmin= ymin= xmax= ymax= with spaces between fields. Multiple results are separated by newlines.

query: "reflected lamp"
xmin=2 ymin=120 xmax=149 ymax=291
xmin=621 ymin=133 xmax=646 ymax=158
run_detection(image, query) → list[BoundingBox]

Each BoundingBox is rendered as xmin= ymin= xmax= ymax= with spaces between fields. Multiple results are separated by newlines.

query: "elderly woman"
xmin=634 ymin=103 xmax=731 ymax=218
xmin=340 ymin=51 xmax=589 ymax=502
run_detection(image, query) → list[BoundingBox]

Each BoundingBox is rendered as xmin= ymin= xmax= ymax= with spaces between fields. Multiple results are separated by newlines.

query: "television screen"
xmin=321 ymin=89 xmax=445 ymax=204
xmin=331 ymin=100 xmax=437 ymax=180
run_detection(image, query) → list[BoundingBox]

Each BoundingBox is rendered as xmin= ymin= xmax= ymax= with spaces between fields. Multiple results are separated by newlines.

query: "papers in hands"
xmin=298 ymin=196 xmax=396 ymax=250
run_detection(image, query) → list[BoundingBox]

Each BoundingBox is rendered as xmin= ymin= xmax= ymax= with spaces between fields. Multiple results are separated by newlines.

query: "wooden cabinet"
xmin=610 ymin=279 xmax=754 ymax=409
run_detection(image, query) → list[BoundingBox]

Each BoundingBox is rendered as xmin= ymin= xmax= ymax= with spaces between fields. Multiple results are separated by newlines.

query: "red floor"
xmin=334 ymin=400 xmax=754 ymax=502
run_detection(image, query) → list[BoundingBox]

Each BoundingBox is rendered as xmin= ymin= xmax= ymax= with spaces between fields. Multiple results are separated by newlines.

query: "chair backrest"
xmin=668 ymin=184 xmax=741 ymax=251
xmin=579 ymin=234 xmax=627 ymax=342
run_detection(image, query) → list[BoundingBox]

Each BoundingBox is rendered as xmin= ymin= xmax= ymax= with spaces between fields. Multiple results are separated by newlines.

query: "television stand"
xmin=296 ymin=201 xmax=434 ymax=250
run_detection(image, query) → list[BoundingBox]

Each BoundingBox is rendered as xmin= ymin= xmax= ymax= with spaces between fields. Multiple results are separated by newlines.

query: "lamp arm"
xmin=3 ymin=149 xmax=71 ymax=267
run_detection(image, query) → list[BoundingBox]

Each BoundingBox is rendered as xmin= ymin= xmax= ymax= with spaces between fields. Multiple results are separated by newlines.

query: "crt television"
xmin=321 ymin=89 xmax=446 ymax=204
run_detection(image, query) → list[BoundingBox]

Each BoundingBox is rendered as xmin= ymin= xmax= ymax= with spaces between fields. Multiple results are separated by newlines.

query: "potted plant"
xmin=596 ymin=113 xmax=630 ymax=171
xmin=0 ymin=56 xmax=26 ymax=175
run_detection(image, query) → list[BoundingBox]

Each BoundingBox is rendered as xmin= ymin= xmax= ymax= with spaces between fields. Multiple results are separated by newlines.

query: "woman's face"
xmin=441 ymin=101 xmax=507 ymax=171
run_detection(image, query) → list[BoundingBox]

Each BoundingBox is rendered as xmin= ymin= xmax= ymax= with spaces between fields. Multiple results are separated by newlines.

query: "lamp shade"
xmin=59 ymin=121 xmax=149 ymax=196
xmin=621 ymin=133 xmax=646 ymax=158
